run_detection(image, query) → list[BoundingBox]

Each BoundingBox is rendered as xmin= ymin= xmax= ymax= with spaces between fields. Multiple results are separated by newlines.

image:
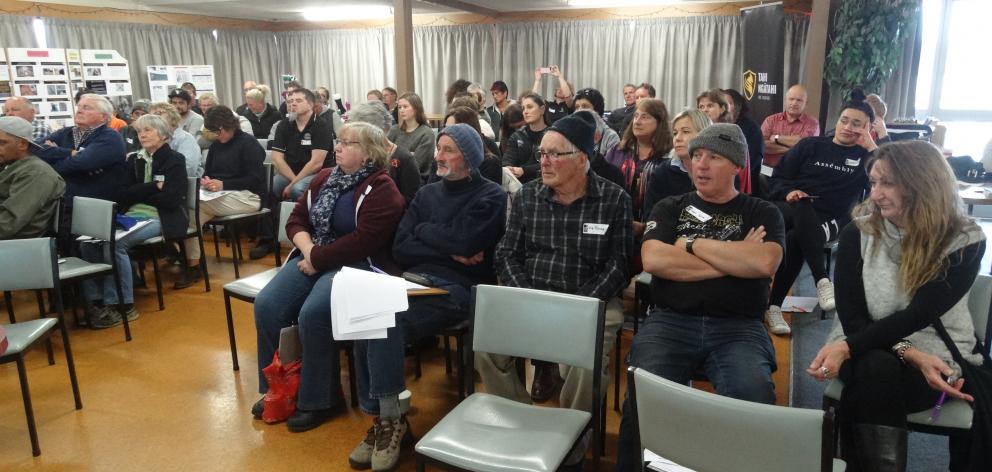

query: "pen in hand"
xmin=929 ymin=374 xmax=958 ymax=423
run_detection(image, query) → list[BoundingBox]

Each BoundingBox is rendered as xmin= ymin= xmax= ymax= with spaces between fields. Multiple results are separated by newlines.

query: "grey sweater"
xmin=388 ymin=124 xmax=436 ymax=181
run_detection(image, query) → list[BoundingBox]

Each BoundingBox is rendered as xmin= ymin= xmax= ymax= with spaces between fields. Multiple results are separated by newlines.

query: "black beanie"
xmin=548 ymin=111 xmax=596 ymax=159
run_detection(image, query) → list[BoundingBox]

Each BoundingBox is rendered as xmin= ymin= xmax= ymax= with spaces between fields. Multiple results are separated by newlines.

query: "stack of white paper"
xmin=330 ymin=267 xmax=408 ymax=340
xmin=644 ymin=449 xmax=697 ymax=472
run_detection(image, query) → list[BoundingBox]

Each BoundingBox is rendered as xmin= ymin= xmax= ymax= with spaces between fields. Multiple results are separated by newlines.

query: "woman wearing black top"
xmin=502 ymin=92 xmax=549 ymax=183
xmin=723 ymin=89 xmax=765 ymax=194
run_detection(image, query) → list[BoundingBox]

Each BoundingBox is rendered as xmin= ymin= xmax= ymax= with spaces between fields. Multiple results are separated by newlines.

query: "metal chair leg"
xmin=16 ymin=356 xmax=41 ymax=456
xmin=149 ymin=246 xmax=164 ymax=310
xmin=5 ymin=290 xmax=16 ymax=323
xmin=224 ymin=293 xmax=240 ymax=371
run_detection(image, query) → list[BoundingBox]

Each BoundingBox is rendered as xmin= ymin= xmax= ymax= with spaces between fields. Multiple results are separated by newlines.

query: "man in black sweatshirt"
xmin=348 ymin=123 xmax=506 ymax=472
xmin=764 ymin=100 xmax=876 ymax=334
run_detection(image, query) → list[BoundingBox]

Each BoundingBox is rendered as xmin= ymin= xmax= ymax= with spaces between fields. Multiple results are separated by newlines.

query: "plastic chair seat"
xmin=58 ymin=257 xmax=111 ymax=280
xmin=635 ymin=271 xmax=651 ymax=285
xmin=223 ymin=268 xmax=278 ymax=300
xmin=209 ymin=208 xmax=271 ymax=224
xmin=824 ymin=378 xmax=972 ymax=429
xmin=415 ymin=392 xmax=590 ymax=472
xmin=138 ymin=228 xmax=196 ymax=246
xmin=0 ymin=319 xmax=57 ymax=356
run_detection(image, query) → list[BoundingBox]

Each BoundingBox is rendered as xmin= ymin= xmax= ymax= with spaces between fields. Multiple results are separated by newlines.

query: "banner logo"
xmin=743 ymin=70 xmax=756 ymax=100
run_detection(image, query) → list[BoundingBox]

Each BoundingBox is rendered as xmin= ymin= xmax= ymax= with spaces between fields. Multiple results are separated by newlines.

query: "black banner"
xmin=741 ymin=3 xmax=785 ymax=125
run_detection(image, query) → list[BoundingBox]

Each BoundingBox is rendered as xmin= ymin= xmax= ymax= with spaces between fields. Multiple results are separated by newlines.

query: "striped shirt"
xmin=496 ymin=172 xmax=633 ymax=301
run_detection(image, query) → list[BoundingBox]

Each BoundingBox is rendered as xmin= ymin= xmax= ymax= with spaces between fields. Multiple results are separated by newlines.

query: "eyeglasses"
xmin=538 ymin=149 xmax=580 ymax=161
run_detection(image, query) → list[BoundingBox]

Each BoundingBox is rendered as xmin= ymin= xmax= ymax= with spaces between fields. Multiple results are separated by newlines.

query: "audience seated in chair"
xmin=0 ymin=116 xmax=64 ymax=240
xmin=572 ymin=88 xmax=620 ymax=161
xmin=196 ymin=92 xmax=253 ymax=150
xmin=349 ymin=123 xmax=507 ymax=471
xmin=79 ymin=114 xmax=188 ymax=329
xmin=478 ymin=112 xmax=633 ymax=467
xmin=761 ymin=84 xmax=821 ymax=168
xmin=605 ymin=83 xmax=637 ymax=135
xmin=764 ymin=97 xmax=876 ymax=334
xmin=616 ymin=123 xmax=785 ymax=472
xmin=239 ymin=86 xmax=281 ymax=140
xmin=428 ymin=105 xmax=502 ymax=185
xmin=485 ymin=80 xmax=514 ymax=143
xmin=148 ymin=102 xmax=203 ymax=179
xmin=168 ymin=89 xmax=203 ymax=138
xmin=501 ymin=92 xmax=550 ymax=184
xmin=346 ymin=101 xmax=421 ymax=205
xmin=119 ymin=100 xmax=150 ymax=154
xmin=641 ymin=109 xmax=713 ymax=217
xmin=388 ymin=92 xmax=436 ymax=183
xmin=808 ymin=141 xmax=984 ymax=471
xmin=3 ymin=96 xmax=53 ymax=141
xmin=176 ymin=106 xmax=265 ymax=289
xmin=251 ymin=122 xmax=405 ymax=433
xmin=250 ymin=87 xmax=334 ymax=260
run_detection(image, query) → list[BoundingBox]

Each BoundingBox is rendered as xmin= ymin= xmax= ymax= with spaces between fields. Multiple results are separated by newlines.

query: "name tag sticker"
xmin=686 ymin=205 xmax=712 ymax=222
xmin=301 ymin=139 xmax=312 ymax=146
xmin=761 ymin=164 xmax=774 ymax=177
xmin=583 ymin=223 xmax=609 ymax=235
xmin=153 ymin=174 xmax=165 ymax=182
xmin=126 ymin=138 xmax=134 ymax=144
xmin=845 ymin=158 xmax=861 ymax=167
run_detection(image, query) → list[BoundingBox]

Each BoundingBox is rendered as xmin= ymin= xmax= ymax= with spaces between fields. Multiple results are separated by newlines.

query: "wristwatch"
xmin=773 ymin=134 xmax=780 ymax=145
xmin=685 ymin=236 xmax=696 ymax=255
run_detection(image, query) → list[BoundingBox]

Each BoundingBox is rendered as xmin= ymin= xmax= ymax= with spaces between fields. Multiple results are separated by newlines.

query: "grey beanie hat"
xmin=687 ymin=123 xmax=748 ymax=168
xmin=131 ymin=99 xmax=151 ymax=115
xmin=439 ymin=123 xmax=484 ymax=169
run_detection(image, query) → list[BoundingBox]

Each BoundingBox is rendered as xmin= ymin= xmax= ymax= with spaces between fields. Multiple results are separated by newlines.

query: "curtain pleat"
xmin=0 ymin=15 xmax=37 ymax=48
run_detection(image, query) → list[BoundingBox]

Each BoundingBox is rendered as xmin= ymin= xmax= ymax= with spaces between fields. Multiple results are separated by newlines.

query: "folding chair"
xmin=58 ymin=196 xmax=132 ymax=341
xmin=415 ymin=285 xmax=606 ymax=471
xmin=0 ymin=237 xmax=82 ymax=456
xmin=629 ymin=366 xmax=844 ymax=472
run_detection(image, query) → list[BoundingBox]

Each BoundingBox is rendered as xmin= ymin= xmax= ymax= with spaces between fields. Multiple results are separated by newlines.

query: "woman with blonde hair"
xmin=252 ymin=121 xmax=406 ymax=432
xmin=387 ymin=92 xmax=436 ymax=181
xmin=808 ymin=140 xmax=985 ymax=471
xmin=641 ymin=108 xmax=713 ymax=216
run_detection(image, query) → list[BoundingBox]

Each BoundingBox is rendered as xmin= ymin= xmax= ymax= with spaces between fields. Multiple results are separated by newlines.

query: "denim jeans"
xmin=253 ymin=255 xmax=342 ymax=410
xmin=353 ymin=274 xmax=471 ymax=415
xmin=615 ymin=308 xmax=777 ymax=472
xmin=272 ymin=174 xmax=314 ymax=201
xmin=80 ymin=219 xmax=162 ymax=305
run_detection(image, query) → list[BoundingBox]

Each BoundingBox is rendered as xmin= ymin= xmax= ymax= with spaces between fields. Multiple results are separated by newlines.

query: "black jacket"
xmin=120 ymin=144 xmax=189 ymax=240
xmin=204 ymin=129 xmax=266 ymax=197
xmin=239 ymin=103 xmax=282 ymax=139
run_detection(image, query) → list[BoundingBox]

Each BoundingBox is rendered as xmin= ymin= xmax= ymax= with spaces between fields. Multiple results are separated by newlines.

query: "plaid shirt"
xmin=496 ymin=172 xmax=633 ymax=301
xmin=31 ymin=118 xmax=52 ymax=141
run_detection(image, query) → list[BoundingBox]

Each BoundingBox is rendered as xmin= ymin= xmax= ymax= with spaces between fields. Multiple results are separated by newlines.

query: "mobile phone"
xmin=540 ymin=67 xmax=551 ymax=74
xmin=402 ymin=272 xmax=433 ymax=287
xmin=798 ymin=195 xmax=819 ymax=201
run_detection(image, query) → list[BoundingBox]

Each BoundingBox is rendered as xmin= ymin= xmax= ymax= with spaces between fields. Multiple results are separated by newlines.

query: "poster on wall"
xmin=740 ymin=3 xmax=785 ymax=125
xmin=5 ymin=48 xmax=73 ymax=125
xmin=0 ymin=49 xmax=11 ymax=102
xmin=81 ymin=49 xmax=132 ymax=97
xmin=147 ymin=65 xmax=216 ymax=103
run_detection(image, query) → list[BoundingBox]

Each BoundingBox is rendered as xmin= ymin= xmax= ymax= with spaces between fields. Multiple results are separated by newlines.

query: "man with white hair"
xmin=34 ymin=93 xmax=126 ymax=205
xmin=3 ymin=96 xmax=52 ymax=140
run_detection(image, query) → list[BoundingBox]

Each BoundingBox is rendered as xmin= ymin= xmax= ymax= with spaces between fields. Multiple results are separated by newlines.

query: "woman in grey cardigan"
xmin=387 ymin=92 xmax=436 ymax=182
xmin=809 ymin=140 xmax=985 ymax=472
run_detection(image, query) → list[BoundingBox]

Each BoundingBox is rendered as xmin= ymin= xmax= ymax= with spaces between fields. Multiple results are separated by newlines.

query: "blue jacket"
xmin=393 ymin=169 xmax=507 ymax=287
xmin=35 ymin=124 xmax=127 ymax=205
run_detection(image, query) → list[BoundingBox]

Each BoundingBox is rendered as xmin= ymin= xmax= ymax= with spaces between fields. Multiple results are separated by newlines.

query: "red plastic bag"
xmin=261 ymin=350 xmax=302 ymax=424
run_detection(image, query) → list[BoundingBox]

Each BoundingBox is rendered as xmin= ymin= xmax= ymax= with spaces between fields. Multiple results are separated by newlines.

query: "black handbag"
xmin=933 ymin=318 xmax=992 ymax=471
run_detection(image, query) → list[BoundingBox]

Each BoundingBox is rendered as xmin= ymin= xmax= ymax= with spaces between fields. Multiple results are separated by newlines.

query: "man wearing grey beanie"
xmin=616 ymin=122 xmax=787 ymax=471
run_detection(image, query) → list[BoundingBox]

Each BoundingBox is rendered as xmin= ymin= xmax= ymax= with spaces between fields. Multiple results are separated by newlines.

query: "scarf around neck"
xmin=309 ymin=161 xmax=376 ymax=246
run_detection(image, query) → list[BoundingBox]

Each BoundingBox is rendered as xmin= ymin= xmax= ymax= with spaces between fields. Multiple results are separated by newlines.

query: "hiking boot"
xmin=765 ymin=305 xmax=791 ymax=335
xmin=348 ymin=422 xmax=376 ymax=470
xmin=174 ymin=266 xmax=203 ymax=290
xmin=89 ymin=305 xmax=137 ymax=329
xmin=372 ymin=416 xmax=413 ymax=472
xmin=817 ymin=278 xmax=836 ymax=312
xmin=249 ymin=240 xmax=276 ymax=260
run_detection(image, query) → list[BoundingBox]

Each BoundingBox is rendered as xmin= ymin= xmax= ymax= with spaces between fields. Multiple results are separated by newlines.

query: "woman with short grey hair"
xmin=347 ymin=102 xmax=420 ymax=204
xmin=79 ymin=112 xmax=188 ymax=329
xmin=149 ymin=102 xmax=203 ymax=177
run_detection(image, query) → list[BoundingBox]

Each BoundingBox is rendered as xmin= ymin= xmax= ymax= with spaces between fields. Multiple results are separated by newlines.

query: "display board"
xmin=147 ymin=65 xmax=216 ymax=103
xmin=6 ymin=48 xmax=73 ymax=128
xmin=0 ymin=49 xmax=10 ymax=105
xmin=66 ymin=49 xmax=86 ymax=98
xmin=81 ymin=49 xmax=132 ymax=97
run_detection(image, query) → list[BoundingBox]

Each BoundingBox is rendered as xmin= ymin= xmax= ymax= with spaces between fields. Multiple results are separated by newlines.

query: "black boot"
xmin=853 ymin=424 xmax=907 ymax=472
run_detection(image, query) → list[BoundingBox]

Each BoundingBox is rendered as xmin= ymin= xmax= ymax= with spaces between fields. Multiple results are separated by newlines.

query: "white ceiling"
xmin=26 ymin=0 xmax=711 ymax=22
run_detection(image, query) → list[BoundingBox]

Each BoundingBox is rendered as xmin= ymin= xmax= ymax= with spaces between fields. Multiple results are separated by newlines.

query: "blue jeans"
xmin=80 ymin=219 xmax=162 ymax=305
xmin=272 ymin=174 xmax=314 ymax=201
xmin=354 ymin=275 xmax=471 ymax=415
xmin=615 ymin=308 xmax=777 ymax=472
xmin=253 ymin=255 xmax=342 ymax=410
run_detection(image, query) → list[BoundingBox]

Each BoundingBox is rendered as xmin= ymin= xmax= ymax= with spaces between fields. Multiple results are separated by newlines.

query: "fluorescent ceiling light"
xmin=301 ymin=5 xmax=392 ymax=22
xmin=569 ymin=0 xmax=681 ymax=6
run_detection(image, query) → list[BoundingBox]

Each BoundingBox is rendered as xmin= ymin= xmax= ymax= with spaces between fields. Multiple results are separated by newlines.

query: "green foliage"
xmin=825 ymin=0 xmax=919 ymax=99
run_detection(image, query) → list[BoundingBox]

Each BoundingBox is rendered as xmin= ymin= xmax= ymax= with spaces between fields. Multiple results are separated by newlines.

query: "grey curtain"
xmin=879 ymin=7 xmax=922 ymax=120
xmin=414 ymin=24 xmax=496 ymax=113
xmin=214 ymin=29 xmax=284 ymax=108
xmin=784 ymin=13 xmax=810 ymax=90
xmin=0 ymin=15 xmax=37 ymax=48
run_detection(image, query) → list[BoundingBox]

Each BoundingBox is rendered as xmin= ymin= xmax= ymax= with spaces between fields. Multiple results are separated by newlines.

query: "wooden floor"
xmin=0 ymin=237 xmax=794 ymax=471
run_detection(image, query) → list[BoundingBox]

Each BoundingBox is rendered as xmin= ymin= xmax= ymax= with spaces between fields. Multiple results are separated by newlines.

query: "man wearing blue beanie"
xmin=348 ymin=122 xmax=507 ymax=471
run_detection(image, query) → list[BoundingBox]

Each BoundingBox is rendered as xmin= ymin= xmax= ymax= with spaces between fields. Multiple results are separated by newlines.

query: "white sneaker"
xmin=765 ymin=305 xmax=791 ymax=335
xmin=817 ymin=278 xmax=836 ymax=312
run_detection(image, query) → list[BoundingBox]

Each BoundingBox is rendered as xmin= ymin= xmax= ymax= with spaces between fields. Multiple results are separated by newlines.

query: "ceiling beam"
xmin=419 ymin=0 xmax=500 ymax=17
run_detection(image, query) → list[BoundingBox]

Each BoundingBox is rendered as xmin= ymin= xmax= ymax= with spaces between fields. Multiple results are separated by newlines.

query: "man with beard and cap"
xmin=478 ymin=111 xmax=632 ymax=467
xmin=0 ymin=116 xmax=65 ymax=239
xmin=348 ymin=123 xmax=507 ymax=472
xmin=615 ymin=123 xmax=785 ymax=472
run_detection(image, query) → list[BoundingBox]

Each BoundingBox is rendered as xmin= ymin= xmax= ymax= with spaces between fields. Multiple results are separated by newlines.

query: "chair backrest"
xmin=278 ymin=201 xmax=295 ymax=244
xmin=258 ymin=138 xmax=270 ymax=151
xmin=967 ymin=273 xmax=992 ymax=346
xmin=186 ymin=177 xmax=199 ymax=211
xmin=471 ymin=285 xmax=605 ymax=370
xmin=629 ymin=367 xmax=834 ymax=472
xmin=0 ymin=238 xmax=58 ymax=291
xmin=70 ymin=196 xmax=116 ymax=240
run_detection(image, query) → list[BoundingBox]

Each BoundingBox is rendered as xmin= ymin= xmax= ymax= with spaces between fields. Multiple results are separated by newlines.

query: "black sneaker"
xmin=249 ymin=240 xmax=276 ymax=260
xmin=251 ymin=397 xmax=265 ymax=420
xmin=287 ymin=403 xmax=343 ymax=433
xmin=89 ymin=306 xmax=123 ymax=329
xmin=173 ymin=266 xmax=202 ymax=290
